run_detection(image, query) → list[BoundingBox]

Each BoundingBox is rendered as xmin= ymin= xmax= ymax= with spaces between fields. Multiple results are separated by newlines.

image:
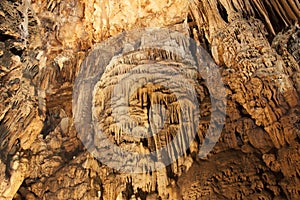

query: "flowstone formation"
xmin=0 ymin=0 xmax=299 ymax=199
xmin=73 ymin=28 xmax=226 ymax=198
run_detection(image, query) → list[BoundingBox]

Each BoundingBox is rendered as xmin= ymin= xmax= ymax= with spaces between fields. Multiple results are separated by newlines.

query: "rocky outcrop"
xmin=0 ymin=0 xmax=299 ymax=199
xmin=0 ymin=0 xmax=45 ymax=198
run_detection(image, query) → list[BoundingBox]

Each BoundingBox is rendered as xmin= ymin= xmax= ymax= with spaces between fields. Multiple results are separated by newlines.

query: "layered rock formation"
xmin=0 ymin=0 xmax=299 ymax=199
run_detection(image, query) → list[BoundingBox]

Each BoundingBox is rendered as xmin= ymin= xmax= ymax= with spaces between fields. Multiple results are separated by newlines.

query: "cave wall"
xmin=0 ymin=0 xmax=299 ymax=199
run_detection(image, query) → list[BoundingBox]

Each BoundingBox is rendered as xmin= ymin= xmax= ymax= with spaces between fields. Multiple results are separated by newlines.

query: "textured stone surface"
xmin=0 ymin=0 xmax=299 ymax=199
xmin=0 ymin=0 xmax=44 ymax=198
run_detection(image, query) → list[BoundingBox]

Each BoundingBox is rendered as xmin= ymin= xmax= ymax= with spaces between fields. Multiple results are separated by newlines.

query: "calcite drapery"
xmin=0 ymin=0 xmax=299 ymax=199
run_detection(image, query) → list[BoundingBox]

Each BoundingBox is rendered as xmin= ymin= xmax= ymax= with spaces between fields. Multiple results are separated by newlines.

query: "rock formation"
xmin=0 ymin=0 xmax=299 ymax=199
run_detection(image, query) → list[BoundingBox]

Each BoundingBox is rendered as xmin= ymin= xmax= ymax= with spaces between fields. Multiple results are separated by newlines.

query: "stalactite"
xmin=1 ymin=0 xmax=300 ymax=199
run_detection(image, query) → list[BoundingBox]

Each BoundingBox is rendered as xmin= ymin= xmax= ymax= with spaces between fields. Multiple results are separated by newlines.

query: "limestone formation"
xmin=0 ymin=0 xmax=299 ymax=199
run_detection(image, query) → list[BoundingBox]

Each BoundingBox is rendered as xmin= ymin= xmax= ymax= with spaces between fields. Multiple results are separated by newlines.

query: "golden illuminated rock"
xmin=0 ymin=0 xmax=299 ymax=199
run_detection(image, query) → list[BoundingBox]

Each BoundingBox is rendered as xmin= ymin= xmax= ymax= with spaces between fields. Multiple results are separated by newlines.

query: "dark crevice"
xmin=236 ymin=103 xmax=252 ymax=118
xmin=0 ymin=125 xmax=10 ymax=162
xmin=230 ymin=0 xmax=238 ymax=12
xmin=203 ymin=32 xmax=212 ymax=55
xmin=0 ymin=33 xmax=16 ymax=41
xmin=123 ymin=177 xmax=134 ymax=200
xmin=140 ymin=138 xmax=148 ymax=147
xmin=262 ymin=1 xmax=287 ymax=34
xmin=187 ymin=12 xmax=211 ymax=53
xmin=234 ymin=132 xmax=244 ymax=146
xmin=40 ymin=110 xmax=61 ymax=139
xmin=136 ymin=188 xmax=147 ymax=200
xmin=10 ymin=46 xmax=23 ymax=56
xmin=216 ymin=1 xmax=229 ymax=23
xmin=166 ymin=164 xmax=177 ymax=181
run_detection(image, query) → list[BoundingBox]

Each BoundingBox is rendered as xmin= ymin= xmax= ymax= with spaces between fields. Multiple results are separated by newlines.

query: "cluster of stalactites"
xmin=188 ymin=0 xmax=300 ymax=40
